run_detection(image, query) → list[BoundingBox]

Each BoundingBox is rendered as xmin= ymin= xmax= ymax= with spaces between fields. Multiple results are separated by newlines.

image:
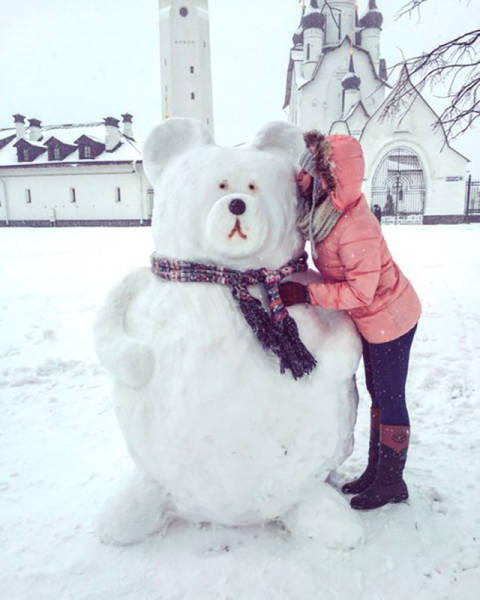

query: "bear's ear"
xmin=251 ymin=121 xmax=305 ymax=164
xmin=143 ymin=118 xmax=214 ymax=184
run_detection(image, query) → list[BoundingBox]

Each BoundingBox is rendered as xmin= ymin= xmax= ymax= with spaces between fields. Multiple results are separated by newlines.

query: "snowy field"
xmin=1 ymin=224 xmax=479 ymax=600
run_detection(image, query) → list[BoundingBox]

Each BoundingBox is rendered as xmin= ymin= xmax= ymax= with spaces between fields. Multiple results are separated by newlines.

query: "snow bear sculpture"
xmin=94 ymin=118 xmax=363 ymax=548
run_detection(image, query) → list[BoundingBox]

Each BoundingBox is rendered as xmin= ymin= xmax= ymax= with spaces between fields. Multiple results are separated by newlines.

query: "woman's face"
xmin=296 ymin=170 xmax=312 ymax=194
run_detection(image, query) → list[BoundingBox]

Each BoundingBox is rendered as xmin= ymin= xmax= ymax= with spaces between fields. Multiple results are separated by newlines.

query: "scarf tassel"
xmin=237 ymin=295 xmax=317 ymax=380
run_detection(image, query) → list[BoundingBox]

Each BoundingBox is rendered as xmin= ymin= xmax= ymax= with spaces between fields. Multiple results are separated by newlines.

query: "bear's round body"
xmin=114 ymin=273 xmax=360 ymax=524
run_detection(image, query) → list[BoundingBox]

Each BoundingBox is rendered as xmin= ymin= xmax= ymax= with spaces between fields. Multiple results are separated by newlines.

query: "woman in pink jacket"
xmin=280 ymin=132 xmax=421 ymax=511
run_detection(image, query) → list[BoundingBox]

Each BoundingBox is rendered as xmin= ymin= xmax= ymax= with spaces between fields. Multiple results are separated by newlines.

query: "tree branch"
xmin=382 ymin=5 xmax=480 ymax=141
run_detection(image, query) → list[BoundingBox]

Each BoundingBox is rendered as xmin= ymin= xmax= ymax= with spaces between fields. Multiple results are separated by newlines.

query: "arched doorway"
xmin=371 ymin=146 xmax=426 ymax=224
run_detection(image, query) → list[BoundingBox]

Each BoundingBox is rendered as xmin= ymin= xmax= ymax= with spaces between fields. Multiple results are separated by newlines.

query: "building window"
xmin=306 ymin=44 xmax=310 ymax=60
xmin=190 ymin=66 xmax=194 ymax=74
xmin=53 ymin=146 xmax=61 ymax=160
xmin=115 ymin=187 xmax=121 ymax=203
xmin=22 ymin=148 xmax=29 ymax=162
xmin=147 ymin=188 xmax=154 ymax=218
xmin=203 ymin=41 xmax=206 ymax=48
xmin=179 ymin=6 xmax=188 ymax=17
xmin=25 ymin=189 xmax=32 ymax=204
xmin=338 ymin=14 xmax=342 ymax=40
xmin=70 ymin=188 xmax=77 ymax=203
xmin=191 ymin=92 xmax=195 ymax=100
xmin=84 ymin=145 xmax=92 ymax=159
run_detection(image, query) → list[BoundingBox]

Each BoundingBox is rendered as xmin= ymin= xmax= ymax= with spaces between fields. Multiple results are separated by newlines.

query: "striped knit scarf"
xmin=297 ymin=190 xmax=342 ymax=259
xmin=150 ymin=252 xmax=317 ymax=380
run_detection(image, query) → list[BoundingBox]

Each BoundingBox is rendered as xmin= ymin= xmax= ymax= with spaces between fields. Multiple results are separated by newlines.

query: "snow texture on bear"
xmin=94 ymin=118 xmax=363 ymax=548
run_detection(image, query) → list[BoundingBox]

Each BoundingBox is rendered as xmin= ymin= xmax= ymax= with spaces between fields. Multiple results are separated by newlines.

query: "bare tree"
xmin=382 ymin=0 xmax=480 ymax=140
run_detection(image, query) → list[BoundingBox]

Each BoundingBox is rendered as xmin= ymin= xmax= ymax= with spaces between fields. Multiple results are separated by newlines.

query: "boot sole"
xmin=351 ymin=493 xmax=409 ymax=511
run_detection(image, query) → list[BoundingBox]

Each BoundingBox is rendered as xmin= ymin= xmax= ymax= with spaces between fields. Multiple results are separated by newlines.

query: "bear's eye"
xmin=219 ymin=181 xmax=229 ymax=190
xmin=248 ymin=182 xmax=257 ymax=192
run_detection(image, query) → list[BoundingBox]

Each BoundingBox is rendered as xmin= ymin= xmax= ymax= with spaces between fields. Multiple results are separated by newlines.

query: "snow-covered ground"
xmin=1 ymin=225 xmax=479 ymax=600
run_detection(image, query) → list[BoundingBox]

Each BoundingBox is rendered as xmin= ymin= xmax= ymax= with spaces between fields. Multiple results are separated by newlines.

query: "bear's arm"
xmin=94 ymin=268 xmax=154 ymax=388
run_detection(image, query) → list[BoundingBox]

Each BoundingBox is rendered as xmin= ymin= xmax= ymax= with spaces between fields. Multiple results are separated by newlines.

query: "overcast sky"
xmin=1 ymin=0 xmax=478 ymax=171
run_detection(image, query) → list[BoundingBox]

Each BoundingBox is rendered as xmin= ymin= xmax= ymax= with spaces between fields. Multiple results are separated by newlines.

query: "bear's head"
xmin=143 ymin=118 xmax=305 ymax=270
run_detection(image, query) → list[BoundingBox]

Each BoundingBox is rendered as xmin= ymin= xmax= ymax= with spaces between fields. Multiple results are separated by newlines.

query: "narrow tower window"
xmin=115 ymin=187 xmax=121 ymax=203
xmin=306 ymin=44 xmax=311 ymax=60
xmin=190 ymin=66 xmax=194 ymax=74
xmin=191 ymin=92 xmax=195 ymax=100
xmin=25 ymin=189 xmax=32 ymax=204
xmin=70 ymin=188 xmax=77 ymax=203
xmin=147 ymin=189 xmax=154 ymax=218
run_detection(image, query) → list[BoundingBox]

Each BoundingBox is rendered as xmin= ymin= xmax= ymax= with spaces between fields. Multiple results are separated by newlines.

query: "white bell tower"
xmin=159 ymin=0 xmax=214 ymax=133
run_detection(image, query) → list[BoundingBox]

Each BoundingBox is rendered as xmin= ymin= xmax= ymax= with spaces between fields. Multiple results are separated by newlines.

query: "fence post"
xmin=465 ymin=174 xmax=472 ymax=223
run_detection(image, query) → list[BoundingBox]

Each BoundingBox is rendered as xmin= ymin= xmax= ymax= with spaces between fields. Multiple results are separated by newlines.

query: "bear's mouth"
xmin=228 ymin=218 xmax=247 ymax=240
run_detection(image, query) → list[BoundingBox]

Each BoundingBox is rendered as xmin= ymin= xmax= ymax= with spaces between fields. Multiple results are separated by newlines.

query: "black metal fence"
xmin=465 ymin=175 xmax=480 ymax=221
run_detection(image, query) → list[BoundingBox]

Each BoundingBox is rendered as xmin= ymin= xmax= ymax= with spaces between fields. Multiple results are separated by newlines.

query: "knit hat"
xmin=299 ymin=148 xmax=316 ymax=176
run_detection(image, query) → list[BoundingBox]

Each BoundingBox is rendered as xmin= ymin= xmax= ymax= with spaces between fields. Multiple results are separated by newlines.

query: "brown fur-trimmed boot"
xmin=350 ymin=424 xmax=410 ymax=510
xmin=342 ymin=408 xmax=381 ymax=495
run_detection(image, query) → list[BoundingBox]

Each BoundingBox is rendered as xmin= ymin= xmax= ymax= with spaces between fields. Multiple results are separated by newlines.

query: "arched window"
xmin=371 ymin=146 xmax=426 ymax=224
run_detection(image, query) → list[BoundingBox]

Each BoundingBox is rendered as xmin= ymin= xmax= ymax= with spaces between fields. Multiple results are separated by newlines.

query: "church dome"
xmin=292 ymin=30 xmax=304 ymax=46
xmin=302 ymin=0 xmax=326 ymax=30
xmin=293 ymin=27 xmax=304 ymax=46
xmin=302 ymin=12 xmax=326 ymax=30
xmin=342 ymin=56 xmax=361 ymax=90
xmin=360 ymin=0 xmax=384 ymax=29
xmin=342 ymin=72 xmax=361 ymax=90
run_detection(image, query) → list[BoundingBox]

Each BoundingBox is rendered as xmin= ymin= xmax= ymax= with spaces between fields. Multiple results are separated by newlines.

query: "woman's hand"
xmin=279 ymin=282 xmax=310 ymax=307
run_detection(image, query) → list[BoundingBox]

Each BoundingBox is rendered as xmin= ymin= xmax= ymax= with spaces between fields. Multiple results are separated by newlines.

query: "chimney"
xmin=28 ymin=118 xmax=43 ymax=142
xmin=13 ymin=114 xmax=26 ymax=138
xmin=104 ymin=117 xmax=121 ymax=151
xmin=121 ymin=113 xmax=134 ymax=140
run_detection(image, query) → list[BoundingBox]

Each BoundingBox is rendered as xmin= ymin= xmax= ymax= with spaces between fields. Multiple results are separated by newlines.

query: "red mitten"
xmin=279 ymin=282 xmax=310 ymax=307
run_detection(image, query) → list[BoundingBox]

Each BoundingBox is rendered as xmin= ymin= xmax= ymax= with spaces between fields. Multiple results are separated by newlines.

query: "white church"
xmin=284 ymin=0 xmax=470 ymax=224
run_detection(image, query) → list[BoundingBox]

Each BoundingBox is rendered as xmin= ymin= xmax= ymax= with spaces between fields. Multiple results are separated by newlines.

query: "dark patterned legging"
xmin=361 ymin=324 xmax=418 ymax=426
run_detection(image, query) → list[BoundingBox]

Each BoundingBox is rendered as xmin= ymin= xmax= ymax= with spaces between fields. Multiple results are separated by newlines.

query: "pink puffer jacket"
xmin=307 ymin=135 xmax=421 ymax=343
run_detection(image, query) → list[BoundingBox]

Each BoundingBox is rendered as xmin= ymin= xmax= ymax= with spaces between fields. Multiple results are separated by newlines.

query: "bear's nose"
xmin=229 ymin=198 xmax=246 ymax=216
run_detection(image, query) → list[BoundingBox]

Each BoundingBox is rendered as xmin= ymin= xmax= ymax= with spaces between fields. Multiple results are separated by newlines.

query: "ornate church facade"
xmin=284 ymin=0 xmax=470 ymax=224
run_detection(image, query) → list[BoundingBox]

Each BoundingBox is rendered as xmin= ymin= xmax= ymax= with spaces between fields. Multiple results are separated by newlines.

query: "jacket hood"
xmin=326 ymin=135 xmax=365 ymax=211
